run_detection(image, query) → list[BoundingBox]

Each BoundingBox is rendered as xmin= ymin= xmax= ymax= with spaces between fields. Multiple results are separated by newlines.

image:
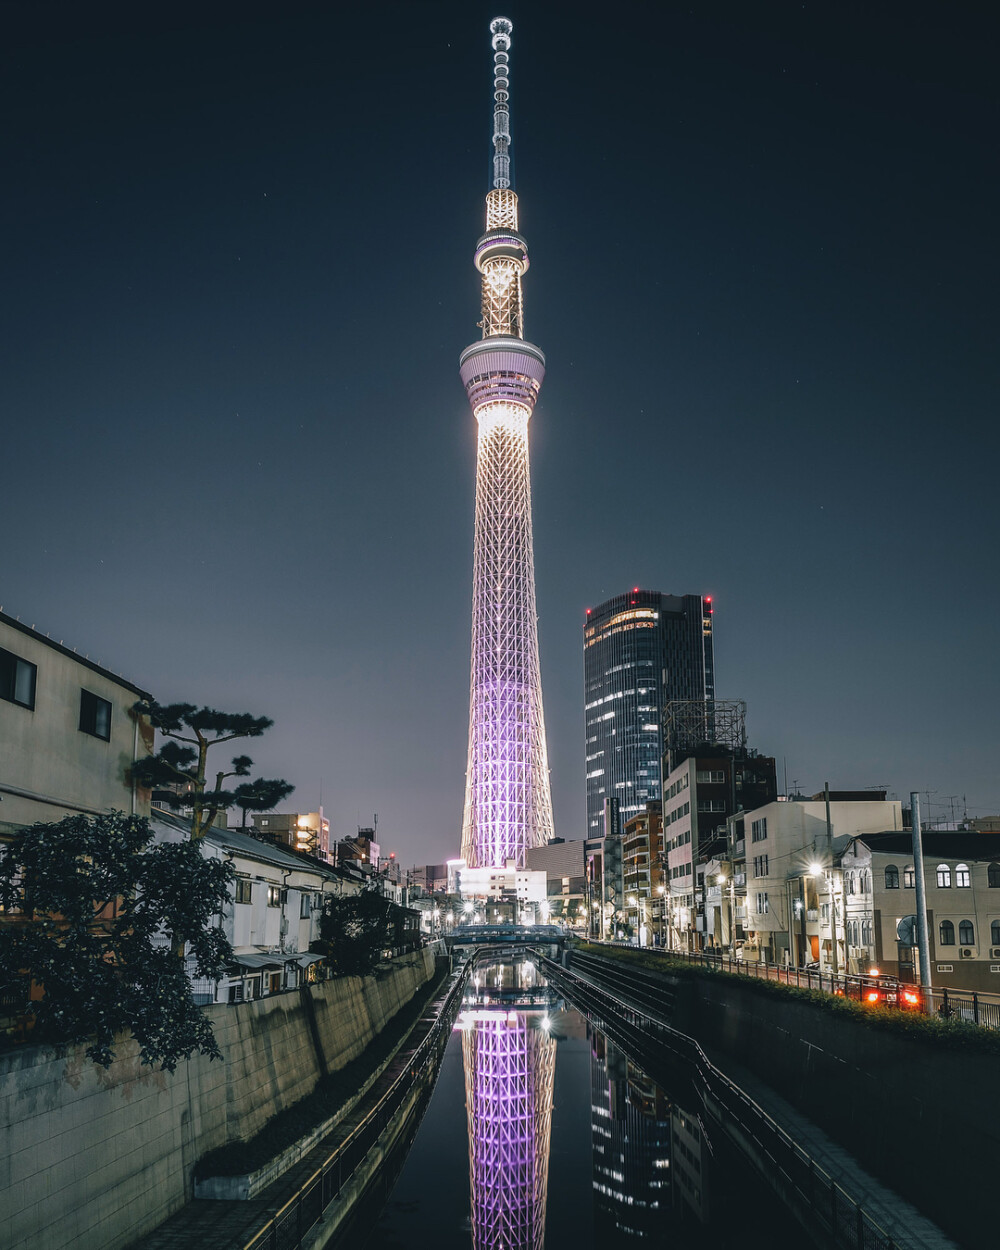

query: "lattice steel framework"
xmin=461 ymin=17 xmax=554 ymax=869
xmin=462 ymin=1012 xmax=556 ymax=1250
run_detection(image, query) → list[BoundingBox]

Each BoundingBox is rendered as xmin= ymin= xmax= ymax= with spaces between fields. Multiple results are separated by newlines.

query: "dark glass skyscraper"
xmin=584 ymin=590 xmax=715 ymax=832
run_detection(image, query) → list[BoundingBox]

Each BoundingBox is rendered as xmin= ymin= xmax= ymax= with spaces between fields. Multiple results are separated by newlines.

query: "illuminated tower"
xmin=461 ymin=17 xmax=554 ymax=869
xmin=462 ymin=1011 xmax=556 ymax=1250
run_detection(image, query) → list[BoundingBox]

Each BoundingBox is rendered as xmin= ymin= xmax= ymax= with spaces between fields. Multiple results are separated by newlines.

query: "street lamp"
xmin=656 ymin=884 xmax=666 ymax=947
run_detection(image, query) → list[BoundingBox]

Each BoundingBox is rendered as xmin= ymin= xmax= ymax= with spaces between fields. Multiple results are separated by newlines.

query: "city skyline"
xmin=2 ymin=3 xmax=997 ymax=866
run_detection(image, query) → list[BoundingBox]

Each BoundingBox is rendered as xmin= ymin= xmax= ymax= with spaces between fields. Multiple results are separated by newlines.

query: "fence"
xmin=594 ymin=941 xmax=1000 ymax=1030
xmin=241 ymin=955 xmax=472 ymax=1250
xmin=540 ymin=951 xmax=902 ymax=1250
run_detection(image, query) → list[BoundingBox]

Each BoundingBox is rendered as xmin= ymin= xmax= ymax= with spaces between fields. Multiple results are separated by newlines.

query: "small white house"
xmin=151 ymin=810 xmax=358 ymax=1003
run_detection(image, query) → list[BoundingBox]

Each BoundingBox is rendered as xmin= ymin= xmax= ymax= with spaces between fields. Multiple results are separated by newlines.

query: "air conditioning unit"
xmin=960 ymin=948 xmax=973 ymax=958
xmin=990 ymin=947 xmax=1000 ymax=959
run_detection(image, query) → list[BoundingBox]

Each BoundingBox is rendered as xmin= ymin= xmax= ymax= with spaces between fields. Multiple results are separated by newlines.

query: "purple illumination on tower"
xmin=461 ymin=1010 xmax=556 ymax=1250
xmin=460 ymin=17 xmax=554 ymax=870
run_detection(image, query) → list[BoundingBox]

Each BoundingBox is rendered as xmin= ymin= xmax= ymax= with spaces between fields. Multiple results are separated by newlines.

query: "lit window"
xmin=903 ymin=865 xmax=915 ymax=888
xmin=235 ymin=878 xmax=253 ymax=905
xmin=956 ymin=864 xmax=971 ymax=888
xmin=936 ymin=864 xmax=952 ymax=889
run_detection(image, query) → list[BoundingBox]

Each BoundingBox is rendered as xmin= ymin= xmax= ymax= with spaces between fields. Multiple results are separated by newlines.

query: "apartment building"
xmin=733 ymin=795 xmax=902 ymax=967
xmin=842 ymin=831 xmax=1000 ymax=991
xmin=0 ymin=611 xmax=152 ymax=837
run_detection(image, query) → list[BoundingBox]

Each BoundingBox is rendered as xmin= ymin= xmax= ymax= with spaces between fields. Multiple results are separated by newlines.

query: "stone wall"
xmin=0 ymin=948 xmax=435 ymax=1250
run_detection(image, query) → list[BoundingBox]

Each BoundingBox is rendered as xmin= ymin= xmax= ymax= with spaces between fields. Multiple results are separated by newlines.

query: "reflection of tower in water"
xmin=461 ymin=981 xmax=556 ymax=1249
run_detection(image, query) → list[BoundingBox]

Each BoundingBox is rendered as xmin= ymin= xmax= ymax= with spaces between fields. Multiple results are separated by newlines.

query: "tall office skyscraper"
xmin=461 ymin=18 xmax=554 ymax=869
xmin=584 ymin=590 xmax=715 ymax=832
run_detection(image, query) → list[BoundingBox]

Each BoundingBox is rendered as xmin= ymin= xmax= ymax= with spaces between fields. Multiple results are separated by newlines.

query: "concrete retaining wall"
xmin=0 ymin=948 xmax=435 ymax=1250
xmin=672 ymin=973 xmax=998 ymax=1248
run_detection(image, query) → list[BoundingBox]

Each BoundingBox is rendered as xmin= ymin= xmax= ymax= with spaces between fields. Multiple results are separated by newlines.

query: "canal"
xmin=358 ymin=953 xmax=804 ymax=1248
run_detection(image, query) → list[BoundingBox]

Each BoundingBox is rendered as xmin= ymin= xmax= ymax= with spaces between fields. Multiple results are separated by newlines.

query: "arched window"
xmin=959 ymin=920 xmax=975 ymax=947
xmin=991 ymin=920 xmax=1000 ymax=946
xmin=903 ymin=865 xmax=915 ymax=888
xmin=936 ymin=864 xmax=951 ymax=888
xmin=989 ymin=863 xmax=1000 ymax=888
xmin=956 ymin=864 xmax=971 ymax=888
xmin=862 ymin=870 xmax=870 ymax=895
xmin=884 ymin=864 xmax=899 ymax=889
xmin=863 ymin=920 xmax=872 ymax=945
xmin=847 ymin=872 xmax=855 ymax=896
xmin=939 ymin=920 xmax=955 ymax=946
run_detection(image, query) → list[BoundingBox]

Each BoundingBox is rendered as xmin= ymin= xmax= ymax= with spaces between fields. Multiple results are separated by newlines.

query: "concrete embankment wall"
xmin=0 ymin=948 xmax=435 ymax=1250
xmin=670 ymin=972 xmax=997 ymax=1248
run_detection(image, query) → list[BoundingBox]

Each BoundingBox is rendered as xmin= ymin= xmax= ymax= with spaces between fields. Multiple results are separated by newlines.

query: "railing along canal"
xmin=539 ymin=949 xmax=903 ymax=1250
xmin=591 ymin=940 xmax=1000 ymax=1030
xmin=241 ymin=955 xmax=476 ymax=1250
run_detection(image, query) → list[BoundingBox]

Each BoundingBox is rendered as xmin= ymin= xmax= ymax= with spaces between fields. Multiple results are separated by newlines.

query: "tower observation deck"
xmin=460 ymin=17 xmax=554 ymax=870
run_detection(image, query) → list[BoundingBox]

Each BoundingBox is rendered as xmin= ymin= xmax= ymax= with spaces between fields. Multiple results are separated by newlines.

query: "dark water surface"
xmin=363 ymin=956 xmax=803 ymax=1249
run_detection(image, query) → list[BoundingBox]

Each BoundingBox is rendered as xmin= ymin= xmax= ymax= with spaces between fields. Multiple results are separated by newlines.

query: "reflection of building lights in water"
xmin=462 ymin=1009 xmax=556 ymax=1250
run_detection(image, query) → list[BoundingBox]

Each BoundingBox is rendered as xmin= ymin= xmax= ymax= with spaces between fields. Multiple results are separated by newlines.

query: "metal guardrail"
xmin=241 ymin=955 xmax=475 ymax=1250
xmin=543 ymin=950 xmax=902 ymax=1250
xmin=591 ymin=941 xmax=1000 ymax=1030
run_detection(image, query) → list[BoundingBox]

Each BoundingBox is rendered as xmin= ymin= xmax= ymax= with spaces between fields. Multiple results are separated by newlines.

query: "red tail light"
xmin=903 ymin=991 xmax=920 ymax=1006
xmin=866 ymin=991 xmax=880 ymax=1003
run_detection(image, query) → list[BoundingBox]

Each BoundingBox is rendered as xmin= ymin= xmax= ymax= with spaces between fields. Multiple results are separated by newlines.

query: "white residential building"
xmin=735 ymin=797 xmax=903 ymax=968
xmin=842 ymin=831 xmax=1000 ymax=990
xmin=151 ymin=809 xmax=359 ymax=1003
xmin=0 ymin=611 xmax=152 ymax=837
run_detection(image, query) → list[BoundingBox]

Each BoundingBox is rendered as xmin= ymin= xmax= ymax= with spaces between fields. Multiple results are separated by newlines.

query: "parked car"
xmin=857 ymin=971 xmax=922 ymax=1010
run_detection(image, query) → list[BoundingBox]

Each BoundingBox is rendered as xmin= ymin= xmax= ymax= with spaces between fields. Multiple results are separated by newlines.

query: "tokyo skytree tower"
xmin=460 ymin=17 xmax=554 ymax=869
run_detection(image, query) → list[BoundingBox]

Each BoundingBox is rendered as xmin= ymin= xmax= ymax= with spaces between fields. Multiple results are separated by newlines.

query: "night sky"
xmin=3 ymin=2 xmax=998 ymax=863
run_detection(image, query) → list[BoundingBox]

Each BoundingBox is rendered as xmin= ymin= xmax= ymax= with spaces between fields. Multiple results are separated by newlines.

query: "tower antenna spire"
xmin=490 ymin=17 xmax=513 ymax=189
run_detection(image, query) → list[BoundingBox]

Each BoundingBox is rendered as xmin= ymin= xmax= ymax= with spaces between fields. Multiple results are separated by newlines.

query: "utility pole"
xmin=825 ymin=782 xmax=839 ymax=975
xmin=910 ymin=792 xmax=934 ymax=1013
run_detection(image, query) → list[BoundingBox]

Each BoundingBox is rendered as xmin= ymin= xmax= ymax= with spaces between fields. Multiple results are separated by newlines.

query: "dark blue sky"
xmin=3 ymin=2 xmax=997 ymax=863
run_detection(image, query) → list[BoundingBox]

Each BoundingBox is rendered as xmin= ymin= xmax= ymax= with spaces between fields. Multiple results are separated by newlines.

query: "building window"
xmin=266 ymin=884 xmax=282 ymax=908
xmin=884 ymin=864 xmax=899 ymax=889
xmin=846 ymin=873 xmax=855 ymax=896
xmin=992 ymin=920 xmax=1000 ymax=946
xmin=0 ymin=647 xmax=37 ymax=709
xmin=751 ymin=818 xmax=767 ymax=843
xmin=860 ymin=871 xmax=869 ymax=895
xmin=936 ymin=864 xmax=951 ymax=889
xmin=300 ymin=893 xmax=311 ymax=918
xmin=939 ymin=920 xmax=955 ymax=946
xmin=959 ymin=920 xmax=975 ymax=947
xmin=79 ymin=689 xmax=112 ymax=740
xmin=903 ymin=866 xmax=915 ymax=888
xmin=235 ymin=878 xmax=253 ymax=905
xmin=752 ymin=854 xmax=769 ymax=877
xmin=755 ymin=892 xmax=769 ymax=914
xmin=955 ymin=863 xmax=971 ymax=888
xmin=989 ymin=863 xmax=1000 ymax=888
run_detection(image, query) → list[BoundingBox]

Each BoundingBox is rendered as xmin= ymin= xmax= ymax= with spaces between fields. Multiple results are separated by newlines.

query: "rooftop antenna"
xmin=489 ymin=17 xmax=513 ymax=189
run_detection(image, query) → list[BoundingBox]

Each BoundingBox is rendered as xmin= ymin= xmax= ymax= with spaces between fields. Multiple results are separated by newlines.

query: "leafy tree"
xmin=0 ymin=811 xmax=234 ymax=1069
xmin=314 ymin=889 xmax=402 ymax=978
xmin=131 ymin=702 xmax=293 ymax=841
